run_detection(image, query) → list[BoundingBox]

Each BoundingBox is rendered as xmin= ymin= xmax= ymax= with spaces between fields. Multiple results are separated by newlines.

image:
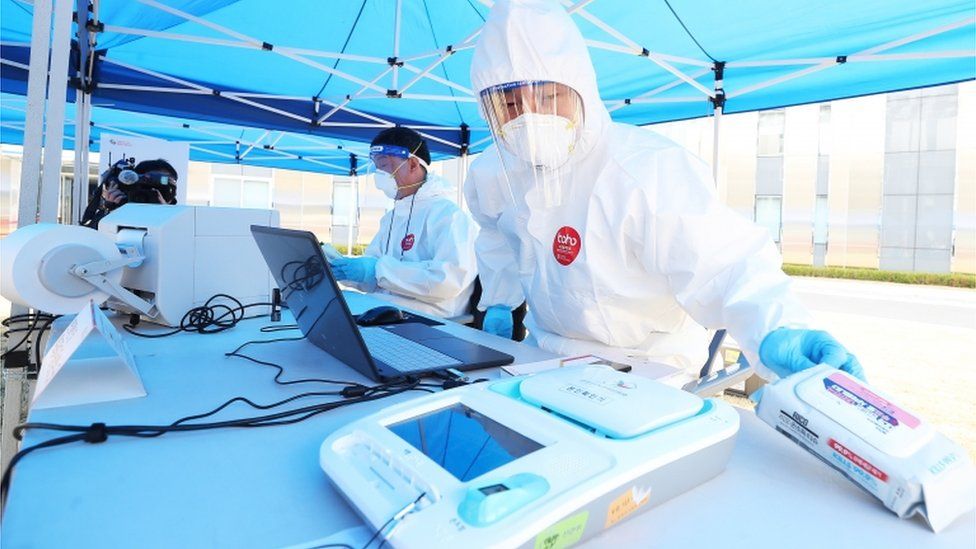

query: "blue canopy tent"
xmin=1 ymin=0 xmax=974 ymax=223
xmin=0 ymin=92 xmax=373 ymax=173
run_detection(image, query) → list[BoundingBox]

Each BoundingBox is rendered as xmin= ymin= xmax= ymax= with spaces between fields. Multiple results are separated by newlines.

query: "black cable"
xmin=0 ymin=432 xmax=86 ymax=505
xmin=662 ymin=0 xmax=718 ymax=62
xmin=1 ymin=313 xmax=56 ymax=360
xmin=32 ymin=315 xmax=58 ymax=373
xmin=225 ymin=335 xmax=364 ymax=387
xmin=122 ymin=295 xmax=272 ymax=338
xmin=362 ymin=514 xmax=397 ymax=549
xmin=364 ymin=491 xmax=428 ymax=549
xmin=2 ymin=379 xmax=425 ymax=501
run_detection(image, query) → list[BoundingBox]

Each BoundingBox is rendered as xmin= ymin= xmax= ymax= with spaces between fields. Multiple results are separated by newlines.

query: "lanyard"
xmin=384 ymin=191 xmax=419 ymax=258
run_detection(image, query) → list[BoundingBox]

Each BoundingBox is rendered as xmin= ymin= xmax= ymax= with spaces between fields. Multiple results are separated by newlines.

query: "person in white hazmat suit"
xmin=466 ymin=0 xmax=864 ymax=383
xmin=330 ymin=127 xmax=479 ymax=319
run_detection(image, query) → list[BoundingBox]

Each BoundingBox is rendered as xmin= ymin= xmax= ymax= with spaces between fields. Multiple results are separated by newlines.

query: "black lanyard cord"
xmin=384 ymin=190 xmax=419 ymax=258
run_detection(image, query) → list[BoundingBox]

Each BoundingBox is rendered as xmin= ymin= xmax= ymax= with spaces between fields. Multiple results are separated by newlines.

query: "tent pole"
xmin=458 ymin=123 xmax=470 ymax=208
xmin=348 ymin=154 xmax=358 ymax=254
xmin=71 ymin=0 xmax=96 ymax=225
xmin=72 ymin=92 xmax=91 ymax=224
xmin=38 ymin=0 xmax=74 ymax=223
xmin=392 ymin=0 xmax=402 ymax=90
xmin=17 ymin=0 xmax=54 ymax=228
xmin=711 ymin=62 xmax=726 ymax=186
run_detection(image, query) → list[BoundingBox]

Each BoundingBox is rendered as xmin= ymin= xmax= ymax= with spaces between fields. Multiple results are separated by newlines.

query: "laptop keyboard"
xmin=360 ymin=327 xmax=461 ymax=372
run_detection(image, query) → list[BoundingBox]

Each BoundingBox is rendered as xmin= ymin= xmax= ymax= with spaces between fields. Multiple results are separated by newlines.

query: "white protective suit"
xmin=352 ymin=172 xmax=479 ymax=318
xmin=464 ymin=0 xmax=812 ymax=379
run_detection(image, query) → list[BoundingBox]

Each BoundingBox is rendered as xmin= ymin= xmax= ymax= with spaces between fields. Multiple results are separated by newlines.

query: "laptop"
xmin=250 ymin=225 xmax=514 ymax=381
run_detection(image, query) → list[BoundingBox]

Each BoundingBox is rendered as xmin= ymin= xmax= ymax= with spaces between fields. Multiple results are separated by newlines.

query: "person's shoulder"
xmin=591 ymin=123 xmax=716 ymax=216
xmin=606 ymin=123 xmax=714 ymax=198
xmin=610 ymin=123 xmax=705 ymax=170
xmin=467 ymin=145 xmax=504 ymax=181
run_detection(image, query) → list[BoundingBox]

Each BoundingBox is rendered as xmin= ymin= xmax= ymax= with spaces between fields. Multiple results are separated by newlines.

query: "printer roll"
xmin=1 ymin=223 xmax=123 ymax=313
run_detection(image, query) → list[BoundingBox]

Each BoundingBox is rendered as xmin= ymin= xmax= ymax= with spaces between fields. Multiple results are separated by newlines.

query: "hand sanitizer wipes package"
xmin=756 ymin=364 xmax=975 ymax=532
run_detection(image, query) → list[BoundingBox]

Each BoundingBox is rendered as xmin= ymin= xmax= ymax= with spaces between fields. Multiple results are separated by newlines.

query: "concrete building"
xmin=655 ymin=80 xmax=975 ymax=274
xmin=1 ymin=82 xmax=972 ymax=273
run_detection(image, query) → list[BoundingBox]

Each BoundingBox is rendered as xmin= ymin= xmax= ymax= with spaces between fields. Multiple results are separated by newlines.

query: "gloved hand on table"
xmin=759 ymin=328 xmax=865 ymax=380
xmin=482 ymin=305 xmax=513 ymax=339
xmin=331 ymin=255 xmax=378 ymax=285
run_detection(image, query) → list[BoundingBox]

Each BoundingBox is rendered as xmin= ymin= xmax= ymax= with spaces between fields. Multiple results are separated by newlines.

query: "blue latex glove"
xmin=482 ymin=305 xmax=514 ymax=339
xmin=331 ymin=256 xmax=378 ymax=285
xmin=759 ymin=328 xmax=865 ymax=380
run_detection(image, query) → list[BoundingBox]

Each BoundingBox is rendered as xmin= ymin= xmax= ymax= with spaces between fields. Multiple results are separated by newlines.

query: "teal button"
xmin=457 ymin=473 xmax=549 ymax=526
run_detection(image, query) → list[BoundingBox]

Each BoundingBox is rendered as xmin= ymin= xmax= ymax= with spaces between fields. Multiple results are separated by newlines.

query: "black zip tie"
xmin=261 ymin=42 xmax=274 ymax=51
xmin=836 ymin=55 xmax=848 ymax=64
xmin=84 ymin=423 xmax=108 ymax=443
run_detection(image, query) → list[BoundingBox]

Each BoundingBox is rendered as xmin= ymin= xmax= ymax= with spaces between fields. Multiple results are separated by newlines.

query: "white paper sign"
xmin=99 ymin=133 xmax=190 ymax=203
xmin=33 ymin=301 xmax=146 ymax=409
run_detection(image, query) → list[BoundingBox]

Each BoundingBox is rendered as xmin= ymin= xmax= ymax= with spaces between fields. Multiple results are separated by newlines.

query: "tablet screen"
xmin=388 ymin=404 xmax=543 ymax=481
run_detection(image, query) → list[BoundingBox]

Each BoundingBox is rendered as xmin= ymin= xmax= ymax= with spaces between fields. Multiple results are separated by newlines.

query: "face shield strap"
xmin=370 ymin=142 xmax=429 ymax=174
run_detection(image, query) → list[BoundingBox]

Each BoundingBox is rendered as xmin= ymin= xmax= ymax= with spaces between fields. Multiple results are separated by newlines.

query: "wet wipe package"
xmin=756 ymin=364 xmax=975 ymax=532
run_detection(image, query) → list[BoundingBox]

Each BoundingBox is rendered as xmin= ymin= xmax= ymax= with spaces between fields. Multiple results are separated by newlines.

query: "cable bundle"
xmin=123 ymin=294 xmax=272 ymax=338
xmin=1 ymin=312 xmax=59 ymax=372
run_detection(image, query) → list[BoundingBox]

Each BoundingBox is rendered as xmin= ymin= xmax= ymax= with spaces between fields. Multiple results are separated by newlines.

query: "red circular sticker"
xmin=401 ymin=233 xmax=415 ymax=252
xmin=552 ymin=226 xmax=581 ymax=266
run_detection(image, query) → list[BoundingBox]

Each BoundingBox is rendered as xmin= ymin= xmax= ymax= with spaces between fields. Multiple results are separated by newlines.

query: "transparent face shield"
xmin=369 ymin=144 xmax=430 ymax=200
xmin=479 ymin=81 xmax=585 ymax=208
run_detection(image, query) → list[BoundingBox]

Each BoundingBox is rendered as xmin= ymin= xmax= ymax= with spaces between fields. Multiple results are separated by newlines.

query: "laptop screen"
xmin=250 ymin=226 xmax=378 ymax=380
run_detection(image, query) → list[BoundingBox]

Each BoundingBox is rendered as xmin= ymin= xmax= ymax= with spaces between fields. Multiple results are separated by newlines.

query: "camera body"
xmin=103 ymin=157 xmax=177 ymax=209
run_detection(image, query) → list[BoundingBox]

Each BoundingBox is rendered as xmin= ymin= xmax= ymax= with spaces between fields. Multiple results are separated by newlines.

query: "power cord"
xmin=122 ymin=294 xmax=272 ymax=338
xmin=1 ymin=377 xmax=427 ymax=504
xmin=2 ymin=313 xmax=60 ymax=374
xmin=225 ymin=336 xmax=367 ymax=388
xmin=363 ymin=491 xmax=428 ymax=548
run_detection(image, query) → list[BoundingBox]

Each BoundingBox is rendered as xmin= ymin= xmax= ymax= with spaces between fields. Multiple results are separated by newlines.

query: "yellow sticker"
xmin=534 ymin=510 xmax=589 ymax=549
xmin=604 ymin=486 xmax=652 ymax=528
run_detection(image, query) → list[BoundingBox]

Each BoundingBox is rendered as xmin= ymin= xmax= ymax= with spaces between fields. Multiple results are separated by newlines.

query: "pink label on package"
xmin=825 ymin=373 xmax=920 ymax=429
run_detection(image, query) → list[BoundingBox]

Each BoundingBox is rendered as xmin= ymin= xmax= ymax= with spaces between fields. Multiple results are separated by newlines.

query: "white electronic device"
xmin=319 ymin=365 xmax=740 ymax=548
xmin=1 ymin=204 xmax=278 ymax=326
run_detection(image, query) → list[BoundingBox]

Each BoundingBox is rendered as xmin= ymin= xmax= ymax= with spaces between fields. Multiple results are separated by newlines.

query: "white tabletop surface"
xmin=2 ymin=293 xmax=973 ymax=548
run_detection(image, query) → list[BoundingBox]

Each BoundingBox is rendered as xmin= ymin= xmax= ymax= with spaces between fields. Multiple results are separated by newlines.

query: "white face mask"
xmin=374 ymin=171 xmax=400 ymax=199
xmin=499 ymin=113 xmax=579 ymax=169
xmin=373 ymin=156 xmax=429 ymax=200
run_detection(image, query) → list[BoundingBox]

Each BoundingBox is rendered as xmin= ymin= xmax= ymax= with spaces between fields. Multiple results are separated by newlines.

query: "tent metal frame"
xmin=6 ymin=0 xmax=975 ymax=222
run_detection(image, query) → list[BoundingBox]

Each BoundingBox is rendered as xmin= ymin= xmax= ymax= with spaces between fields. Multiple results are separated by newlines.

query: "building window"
xmin=813 ymin=195 xmax=829 ymax=244
xmin=757 ymin=110 xmax=785 ymax=156
xmin=331 ymin=178 xmax=359 ymax=226
xmin=755 ymin=195 xmax=783 ymax=244
xmin=211 ymin=175 xmax=272 ymax=209
xmin=818 ymin=105 xmax=832 ymax=155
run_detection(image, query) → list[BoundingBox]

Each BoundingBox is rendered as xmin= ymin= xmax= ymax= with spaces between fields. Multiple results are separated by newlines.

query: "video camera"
xmin=103 ymin=157 xmax=178 ymax=209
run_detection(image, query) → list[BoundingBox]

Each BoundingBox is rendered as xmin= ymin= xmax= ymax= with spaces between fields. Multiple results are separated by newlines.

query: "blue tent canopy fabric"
xmin=1 ymin=0 xmax=974 ymax=172
xmin=0 ymin=92 xmax=369 ymax=174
